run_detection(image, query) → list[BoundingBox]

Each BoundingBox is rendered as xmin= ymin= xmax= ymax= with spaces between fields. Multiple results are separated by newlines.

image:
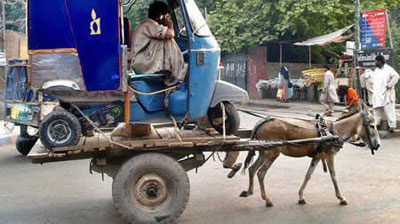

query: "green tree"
xmin=208 ymin=0 xmax=397 ymax=53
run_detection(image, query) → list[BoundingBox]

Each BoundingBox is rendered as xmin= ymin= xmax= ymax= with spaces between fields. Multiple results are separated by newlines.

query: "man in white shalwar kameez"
xmin=321 ymin=65 xmax=339 ymax=116
xmin=372 ymin=55 xmax=399 ymax=133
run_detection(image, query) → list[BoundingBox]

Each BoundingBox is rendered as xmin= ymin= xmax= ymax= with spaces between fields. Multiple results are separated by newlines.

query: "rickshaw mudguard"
xmin=209 ymin=80 xmax=249 ymax=108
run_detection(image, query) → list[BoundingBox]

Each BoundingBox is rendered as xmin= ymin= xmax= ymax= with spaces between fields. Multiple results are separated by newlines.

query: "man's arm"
xmin=346 ymin=98 xmax=355 ymax=108
xmin=387 ymin=67 xmax=400 ymax=89
xmin=164 ymin=19 xmax=175 ymax=39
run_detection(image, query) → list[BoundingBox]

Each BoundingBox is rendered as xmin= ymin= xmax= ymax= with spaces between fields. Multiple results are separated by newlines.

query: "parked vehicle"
xmin=4 ymin=0 xmax=248 ymax=155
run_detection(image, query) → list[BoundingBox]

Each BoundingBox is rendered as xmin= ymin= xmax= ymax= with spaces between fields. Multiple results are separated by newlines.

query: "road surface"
xmin=0 ymin=112 xmax=399 ymax=224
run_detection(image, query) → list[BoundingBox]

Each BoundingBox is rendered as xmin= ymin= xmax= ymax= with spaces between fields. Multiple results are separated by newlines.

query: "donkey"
xmin=240 ymin=102 xmax=380 ymax=207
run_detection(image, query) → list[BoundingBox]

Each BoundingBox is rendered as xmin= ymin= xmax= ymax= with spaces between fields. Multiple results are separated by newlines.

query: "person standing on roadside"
xmin=360 ymin=68 xmax=375 ymax=106
xmin=372 ymin=55 xmax=399 ymax=133
xmin=321 ymin=65 xmax=339 ymax=116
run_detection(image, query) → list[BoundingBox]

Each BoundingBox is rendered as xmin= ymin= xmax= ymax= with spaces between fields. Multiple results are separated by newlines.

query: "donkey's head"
xmin=357 ymin=101 xmax=381 ymax=152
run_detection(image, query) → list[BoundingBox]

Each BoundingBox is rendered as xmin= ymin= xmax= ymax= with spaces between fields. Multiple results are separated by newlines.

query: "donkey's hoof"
xmin=240 ymin=191 xmax=251 ymax=197
xmin=298 ymin=199 xmax=307 ymax=205
xmin=340 ymin=200 xmax=348 ymax=205
xmin=266 ymin=201 xmax=274 ymax=207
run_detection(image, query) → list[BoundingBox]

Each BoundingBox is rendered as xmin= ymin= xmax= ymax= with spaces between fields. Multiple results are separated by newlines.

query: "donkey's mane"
xmin=336 ymin=109 xmax=359 ymax=121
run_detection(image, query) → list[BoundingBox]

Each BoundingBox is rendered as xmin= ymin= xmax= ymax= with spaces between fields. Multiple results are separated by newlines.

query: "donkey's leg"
xmin=326 ymin=153 xmax=347 ymax=205
xmin=257 ymin=152 xmax=279 ymax=207
xmin=298 ymin=157 xmax=320 ymax=205
xmin=240 ymin=153 xmax=265 ymax=197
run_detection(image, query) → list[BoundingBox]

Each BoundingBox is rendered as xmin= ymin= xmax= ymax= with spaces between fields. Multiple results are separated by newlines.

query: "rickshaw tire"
xmin=112 ymin=153 xmax=190 ymax=224
xmin=16 ymin=135 xmax=38 ymax=156
xmin=208 ymin=102 xmax=240 ymax=135
xmin=39 ymin=109 xmax=81 ymax=149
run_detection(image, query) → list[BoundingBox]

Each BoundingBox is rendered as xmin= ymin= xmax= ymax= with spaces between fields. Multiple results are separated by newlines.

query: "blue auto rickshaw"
xmin=4 ymin=0 xmax=248 ymax=154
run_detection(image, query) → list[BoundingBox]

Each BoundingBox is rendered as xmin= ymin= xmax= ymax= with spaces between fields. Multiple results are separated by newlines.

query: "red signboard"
xmin=360 ymin=9 xmax=387 ymax=49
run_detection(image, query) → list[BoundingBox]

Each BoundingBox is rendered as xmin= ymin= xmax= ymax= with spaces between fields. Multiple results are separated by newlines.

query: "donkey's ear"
xmin=358 ymin=99 xmax=364 ymax=112
xmin=361 ymin=99 xmax=368 ymax=112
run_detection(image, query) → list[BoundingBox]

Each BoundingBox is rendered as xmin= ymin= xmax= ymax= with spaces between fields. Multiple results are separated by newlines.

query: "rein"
xmin=330 ymin=111 xmax=376 ymax=155
xmin=361 ymin=111 xmax=375 ymax=155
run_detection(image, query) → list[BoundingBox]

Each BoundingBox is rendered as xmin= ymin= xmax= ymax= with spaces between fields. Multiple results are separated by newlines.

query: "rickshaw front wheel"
xmin=39 ymin=109 xmax=81 ymax=149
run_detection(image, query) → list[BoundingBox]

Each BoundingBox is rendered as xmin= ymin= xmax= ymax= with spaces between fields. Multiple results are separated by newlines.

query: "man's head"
xmin=324 ymin=65 xmax=330 ymax=71
xmin=375 ymin=55 xmax=385 ymax=68
xmin=148 ymin=1 xmax=170 ymax=23
xmin=337 ymin=85 xmax=349 ymax=98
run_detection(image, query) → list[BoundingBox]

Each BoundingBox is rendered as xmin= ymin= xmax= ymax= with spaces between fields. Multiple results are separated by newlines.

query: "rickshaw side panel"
xmin=65 ymin=0 xmax=121 ymax=91
xmin=28 ymin=0 xmax=75 ymax=50
xmin=28 ymin=0 xmax=121 ymax=91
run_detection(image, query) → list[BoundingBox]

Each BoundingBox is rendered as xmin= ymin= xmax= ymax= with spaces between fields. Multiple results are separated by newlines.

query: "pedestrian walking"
xmin=320 ymin=65 xmax=339 ymax=116
xmin=372 ymin=55 xmax=399 ymax=133
xmin=278 ymin=66 xmax=293 ymax=102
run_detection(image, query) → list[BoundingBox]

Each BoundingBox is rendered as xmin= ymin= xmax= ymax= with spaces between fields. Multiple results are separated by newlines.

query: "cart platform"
xmin=28 ymin=127 xmax=253 ymax=164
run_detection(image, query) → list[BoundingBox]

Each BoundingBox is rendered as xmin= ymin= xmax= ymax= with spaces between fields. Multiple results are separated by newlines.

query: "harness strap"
xmin=309 ymin=114 xmax=343 ymax=158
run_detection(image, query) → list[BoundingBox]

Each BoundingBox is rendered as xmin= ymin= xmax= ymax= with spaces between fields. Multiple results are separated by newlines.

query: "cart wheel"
xmin=39 ymin=109 xmax=81 ymax=148
xmin=16 ymin=126 xmax=38 ymax=156
xmin=112 ymin=153 xmax=190 ymax=224
xmin=207 ymin=102 xmax=240 ymax=135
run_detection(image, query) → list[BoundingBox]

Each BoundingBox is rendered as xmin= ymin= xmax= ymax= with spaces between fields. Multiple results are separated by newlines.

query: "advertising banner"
xmin=360 ymin=9 xmax=387 ymax=50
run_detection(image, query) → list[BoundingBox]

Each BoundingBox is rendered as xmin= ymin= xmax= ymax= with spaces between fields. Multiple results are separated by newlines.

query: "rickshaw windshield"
xmin=184 ymin=0 xmax=212 ymax=37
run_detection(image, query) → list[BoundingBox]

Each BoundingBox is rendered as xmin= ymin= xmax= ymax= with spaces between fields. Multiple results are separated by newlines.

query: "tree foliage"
xmin=4 ymin=0 xmax=26 ymax=33
xmin=208 ymin=0 xmax=397 ymax=53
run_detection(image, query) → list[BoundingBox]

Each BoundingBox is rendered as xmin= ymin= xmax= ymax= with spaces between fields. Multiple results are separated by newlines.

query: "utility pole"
xmin=354 ymin=0 xmax=362 ymax=95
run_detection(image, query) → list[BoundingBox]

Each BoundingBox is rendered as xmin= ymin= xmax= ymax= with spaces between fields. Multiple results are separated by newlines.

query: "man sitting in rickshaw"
xmin=131 ymin=1 xmax=186 ymax=85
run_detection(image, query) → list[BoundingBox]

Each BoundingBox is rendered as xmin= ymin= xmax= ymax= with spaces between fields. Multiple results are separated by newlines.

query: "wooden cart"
xmin=27 ymin=125 xmax=338 ymax=223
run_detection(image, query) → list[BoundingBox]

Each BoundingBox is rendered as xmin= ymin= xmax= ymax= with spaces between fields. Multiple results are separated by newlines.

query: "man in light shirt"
xmin=372 ymin=55 xmax=399 ymax=133
xmin=131 ymin=1 xmax=186 ymax=85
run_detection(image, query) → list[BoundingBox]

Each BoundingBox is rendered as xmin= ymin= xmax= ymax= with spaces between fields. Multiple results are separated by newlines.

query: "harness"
xmin=309 ymin=114 xmax=343 ymax=157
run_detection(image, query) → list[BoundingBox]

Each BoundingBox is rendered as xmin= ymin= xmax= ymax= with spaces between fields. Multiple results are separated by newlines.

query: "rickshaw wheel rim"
xmin=47 ymin=119 xmax=72 ymax=145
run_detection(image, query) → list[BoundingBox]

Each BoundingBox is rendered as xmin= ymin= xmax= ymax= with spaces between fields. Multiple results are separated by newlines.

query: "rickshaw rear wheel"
xmin=207 ymin=102 xmax=240 ymax=135
xmin=39 ymin=109 xmax=81 ymax=149
xmin=16 ymin=125 xmax=38 ymax=155
xmin=112 ymin=153 xmax=190 ymax=224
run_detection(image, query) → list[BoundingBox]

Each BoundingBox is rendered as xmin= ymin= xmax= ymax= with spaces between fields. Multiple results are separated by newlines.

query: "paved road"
xmin=0 ymin=112 xmax=399 ymax=224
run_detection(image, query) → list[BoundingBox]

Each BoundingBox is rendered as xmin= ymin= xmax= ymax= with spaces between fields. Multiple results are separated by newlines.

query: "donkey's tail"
xmin=244 ymin=150 xmax=256 ymax=169
xmin=241 ymin=150 xmax=255 ymax=175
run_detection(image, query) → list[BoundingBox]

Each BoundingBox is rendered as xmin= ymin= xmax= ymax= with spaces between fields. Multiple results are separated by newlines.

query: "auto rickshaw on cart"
xmin=2 ymin=1 xmax=347 ymax=222
xmin=3 ymin=0 xmax=249 ymax=155
xmin=2 ymin=0 xmax=252 ymax=222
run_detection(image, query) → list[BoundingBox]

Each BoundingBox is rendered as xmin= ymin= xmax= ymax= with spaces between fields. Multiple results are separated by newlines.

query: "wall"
xmin=248 ymin=46 xmax=268 ymax=99
xmin=223 ymin=46 xmax=328 ymax=99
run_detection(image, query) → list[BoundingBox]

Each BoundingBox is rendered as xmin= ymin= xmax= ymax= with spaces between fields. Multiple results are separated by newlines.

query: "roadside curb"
xmin=239 ymin=101 xmax=291 ymax=109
